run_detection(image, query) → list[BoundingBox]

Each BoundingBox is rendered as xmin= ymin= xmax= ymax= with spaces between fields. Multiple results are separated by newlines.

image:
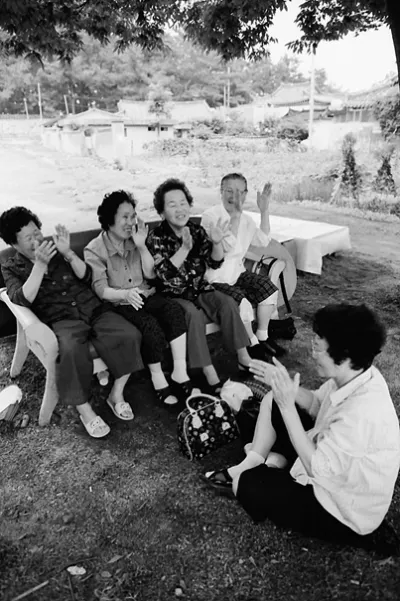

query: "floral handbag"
xmin=177 ymin=393 xmax=239 ymax=461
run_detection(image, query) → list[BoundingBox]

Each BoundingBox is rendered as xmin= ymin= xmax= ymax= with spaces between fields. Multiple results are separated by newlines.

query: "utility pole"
xmin=227 ymin=64 xmax=231 ymax=110
xmin=63 ymin=94 xmax=69 ymax=115
xmin=308 ymin=44 xmax=317 ymax=146
xmin=23 ymin=97 xmax=29 ymax=119
xmin=37 ymin=82 xmax=43 ymax=120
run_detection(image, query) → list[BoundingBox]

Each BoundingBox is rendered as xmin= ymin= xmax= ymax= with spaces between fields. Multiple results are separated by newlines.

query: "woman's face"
xmin=311 ymin=335 xmax=337 ymax=379
xmin=161 ymin=189 xmax=191 ymax=230
xmin=109 ymin=202 xmax=136 ymax=240
xmin=14 ymin=221 xmax=44 ymax=262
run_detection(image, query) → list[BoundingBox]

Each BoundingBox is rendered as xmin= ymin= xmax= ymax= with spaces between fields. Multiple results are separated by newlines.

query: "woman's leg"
xmin=196 ymin=291 xmax=252 ymax=367
xmin=103 ymin=306 xmax=177 ymax=404
xmin=143 ymin=294 xmax=189 ymax=383
xmin=173 ymin=298 xmax=220 ymax=386
xmin=52 ymin=318 xmax=110 ymax=437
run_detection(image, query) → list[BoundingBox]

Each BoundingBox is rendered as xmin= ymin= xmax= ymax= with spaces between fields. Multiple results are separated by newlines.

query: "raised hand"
xmin=270 ymin=357 xmax=300 ymax=412
xmin=132 ymin=217 xmax=148 ymax=249
xmin=34 ymin=240 xmax=57 ymax=266
xmin=209 ymin=218 xmax=230 ymax=245
xmin=257 ymin=182 xmax=272 ymax=214
xmin=181 ymin=226 xmax=193 ymax=251
xmin=125 ymin=288 xmax=145 ymax=311
xmin=52 ymin=224 xmax=71 ymax=256
xmin=249 ymin=359 xmax=276 ymax=386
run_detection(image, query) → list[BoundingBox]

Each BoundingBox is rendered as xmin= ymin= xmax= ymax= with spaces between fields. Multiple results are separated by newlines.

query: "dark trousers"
xmin=174 ymin=291 xmax=250 ymax=369
xmin=114 ymin=293 xmax=186 ymax=364
xmin=52 ymin=311 xmax=143 ymax=406
xmin=236 ymin=402 xmax=371 ymax=545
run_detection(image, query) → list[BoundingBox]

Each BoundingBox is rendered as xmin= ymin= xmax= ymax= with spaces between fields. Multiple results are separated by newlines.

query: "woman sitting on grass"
xmin=84 ymin=190 xmax=195 ymax=407
xmin=204 ymin=303 xmax=400 ymax=547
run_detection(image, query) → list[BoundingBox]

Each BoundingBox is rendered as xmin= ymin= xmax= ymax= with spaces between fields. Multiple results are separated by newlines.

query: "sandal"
xmin=171 ymin=379 xmax=200 ymax=400
xmin=106 ymin=398 xmax=134 ymax=421
xmin=80 ymin=415 xmax=110 ymax=438
xmin=207 ymin=381 xmax=222 ymax=396
xmin=155 ymin=385 xmax=179 ymax=406
xmin=202 ymin=469 xmax=234 ymax=497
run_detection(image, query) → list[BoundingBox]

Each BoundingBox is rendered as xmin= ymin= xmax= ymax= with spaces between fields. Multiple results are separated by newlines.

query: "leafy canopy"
xmin=0 ymin=0 xmax=389 ymax=63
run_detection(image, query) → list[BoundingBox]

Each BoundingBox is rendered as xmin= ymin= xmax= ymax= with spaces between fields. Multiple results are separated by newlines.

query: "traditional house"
xmin=339 ymin=76 xmax=399 ymax=123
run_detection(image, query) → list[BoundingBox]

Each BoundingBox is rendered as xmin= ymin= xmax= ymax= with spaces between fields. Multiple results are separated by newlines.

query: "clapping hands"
xmin=131 ymin=217 xmax=148 ymax=249
xmin=209 ymin=218 xmax=230 ymax=245
xmin=52 ymin=224 xmax=70 ymax=256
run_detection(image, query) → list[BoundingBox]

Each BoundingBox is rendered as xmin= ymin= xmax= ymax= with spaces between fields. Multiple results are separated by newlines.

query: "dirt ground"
xmin=1 ymin=137 xmax=400 ymax=272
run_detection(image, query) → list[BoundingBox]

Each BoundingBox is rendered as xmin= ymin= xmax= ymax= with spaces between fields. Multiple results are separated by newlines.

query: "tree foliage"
xmin=0 ymin=33 xmax=327 ymax=115
xmin=0 ymin=1 xmax=391 ymax=62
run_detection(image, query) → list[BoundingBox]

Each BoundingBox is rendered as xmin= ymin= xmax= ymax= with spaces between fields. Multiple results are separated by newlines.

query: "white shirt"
xmin=201 ymin=204 xmax=271 ymax=285
xmin=291 ymin=366 xmax=400 ymax=535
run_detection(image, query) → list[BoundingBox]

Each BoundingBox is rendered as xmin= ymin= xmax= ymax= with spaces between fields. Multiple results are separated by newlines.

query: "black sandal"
xmin=202 ymin=469 xmax=234 ymax=497
xmin=155 ymin=385 xmax=179 ymax=406
xmin=207 ymin=381 xmax=222 ymax=396
xmin=171 ymin=379 xmax=197 ymax=401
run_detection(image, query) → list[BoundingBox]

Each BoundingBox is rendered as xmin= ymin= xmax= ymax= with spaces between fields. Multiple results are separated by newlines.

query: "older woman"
xmin=84 ymin=190 xmax=194 ymax=407
xmin=204 ymin=304 xmax=400 ymax=546
xmin=146 ymin=178 xmax=253 ymax=393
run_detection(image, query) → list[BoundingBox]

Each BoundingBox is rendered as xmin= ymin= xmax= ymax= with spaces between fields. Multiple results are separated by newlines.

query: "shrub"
xmin=374 ymin=94 xmax=400 ymax=140
xmin=277 ymin=124 xmax=308 ymax=142
xmin=340 ymin=133 xmax=362 ymax=201
xmin=373 ymin=143 xmax=397 ymax=195
xmin=143 ymin=139 xmax=193 ymax=156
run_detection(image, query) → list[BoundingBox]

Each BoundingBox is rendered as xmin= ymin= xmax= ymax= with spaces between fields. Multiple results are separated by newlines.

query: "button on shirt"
xmin=146 ymin=220 xmax=223 ymax=299
xmin=291 ymin=366 xmax=400 ymax=535
xmin=84 ymin=232 xmax=154 ymax=303
xmin=1 ymin=252 xmax=106 ymax=326
xmin=201 ymin=205 xmax=271 ymax=285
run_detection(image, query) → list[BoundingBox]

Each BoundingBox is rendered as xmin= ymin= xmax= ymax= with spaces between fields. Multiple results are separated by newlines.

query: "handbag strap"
xmin=255 ymin=256 xmax=292 ymax=315
xmin=185 ymin=392 xmax=222 ymax=414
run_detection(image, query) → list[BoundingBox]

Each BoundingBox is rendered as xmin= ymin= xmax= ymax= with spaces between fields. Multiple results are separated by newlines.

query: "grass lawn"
xmin=1 ymin=138 xmax=400 ymax=600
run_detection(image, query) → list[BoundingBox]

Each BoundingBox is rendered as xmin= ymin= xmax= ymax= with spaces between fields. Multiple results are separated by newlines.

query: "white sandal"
xmin=106 ymin=398 xmax=134 ymax=421
xmin=80 ymin=415 xmax=110 ymax=438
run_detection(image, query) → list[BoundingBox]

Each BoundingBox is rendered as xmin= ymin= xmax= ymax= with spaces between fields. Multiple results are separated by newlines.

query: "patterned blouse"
xmin=146 ymin=219 xmax=223 ymax=301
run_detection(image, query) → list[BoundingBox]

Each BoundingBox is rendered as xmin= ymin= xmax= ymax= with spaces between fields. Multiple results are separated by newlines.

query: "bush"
xmin=143 ymin=139 xmax=193 ymax=156
xmin=277 ymin=124 xmax=308 ymax=142
xmin=374 ymin=94 xmax=400 ymax=140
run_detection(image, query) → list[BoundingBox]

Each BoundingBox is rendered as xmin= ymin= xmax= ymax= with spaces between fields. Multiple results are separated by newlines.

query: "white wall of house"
xmin=124 ymin=124 xmax=174 ymax=154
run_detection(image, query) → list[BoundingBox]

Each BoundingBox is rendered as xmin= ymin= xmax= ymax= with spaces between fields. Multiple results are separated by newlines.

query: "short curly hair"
xmin=0 ymin=206 xmax=42 ymax=246
xmin=153 ymin=178 xmax=194 ymax=215
xmin=97 ymin=190 xmax=136 ymax=231
xmin=313 ymin=303 xmax=386 ymax=371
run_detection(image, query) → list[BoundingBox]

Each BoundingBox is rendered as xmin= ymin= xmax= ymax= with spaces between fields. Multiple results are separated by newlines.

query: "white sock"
xmin=149 ymin=369 xmax=168 ymax=391
xmin=171 ymin=360 xmax=189 ymax=383
xmin=249 ymin=335 xmax=259 ymax=347
xmin=227 ymin=450 xmax=265 ymax=480
xmin=256 ymin=329 xmax=268 ymax=342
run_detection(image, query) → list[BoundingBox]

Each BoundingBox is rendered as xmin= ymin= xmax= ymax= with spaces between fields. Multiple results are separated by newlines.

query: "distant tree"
xmin=1 ymin=1 xmax=399 ymax=88
xmin=147 ymin=82 xmax=172 ymax=136
xmin=374 ymin=94 xmax=400 ymax=139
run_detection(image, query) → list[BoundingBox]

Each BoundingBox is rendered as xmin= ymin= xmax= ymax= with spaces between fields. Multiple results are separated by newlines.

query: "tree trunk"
xmin=386 ymin=0 xmax=400 ymax=84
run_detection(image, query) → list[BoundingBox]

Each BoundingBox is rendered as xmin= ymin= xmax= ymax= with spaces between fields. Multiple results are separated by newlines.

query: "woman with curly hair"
xmin=85 ymin=190 xmax=196 ymax=407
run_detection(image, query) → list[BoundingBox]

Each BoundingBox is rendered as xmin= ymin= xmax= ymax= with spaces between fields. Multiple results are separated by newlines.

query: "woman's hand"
xmin=270 ymin=357 xmax=300 ymax=413
xmin=209 ymin=218 xmax=230 ymax=245
xmin=256 ymin=182 xmax=272 ymax=214
xmin=132 ymin=217 xmax=148 ymax=249
xmin=181 ymin=227 xmax=193 ymax=251
xmin=249 ymin=359 xmax=276 ymax=386
xmin=125 ymin=288 xmax=144 ymax=311
xmin=34 ymin=240 xmax=57 ymax=267
xmin=52 ymin=224 xmax=71 ymax=256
